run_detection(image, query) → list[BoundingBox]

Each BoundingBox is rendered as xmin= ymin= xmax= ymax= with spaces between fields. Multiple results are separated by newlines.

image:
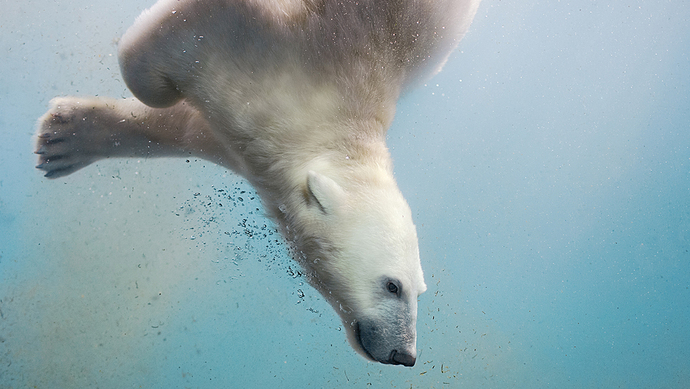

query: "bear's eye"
xmin=386 ymin=281 xmax=399 ymax=296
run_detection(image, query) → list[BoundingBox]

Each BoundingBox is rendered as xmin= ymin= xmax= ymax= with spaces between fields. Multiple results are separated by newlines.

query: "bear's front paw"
xmin=35 ymin=98 xmax=104 ymax=178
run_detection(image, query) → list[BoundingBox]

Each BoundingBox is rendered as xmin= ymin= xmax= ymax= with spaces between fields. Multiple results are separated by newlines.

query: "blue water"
xmin=1 ymin=1 xmax=688 ymax=388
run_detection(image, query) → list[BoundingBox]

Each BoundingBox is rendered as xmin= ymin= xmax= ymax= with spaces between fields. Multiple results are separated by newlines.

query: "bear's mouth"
xmin=353 ymin=320 xmax=416 ymax=366
xmin=354 ymin=321 xmax=376 ymax=362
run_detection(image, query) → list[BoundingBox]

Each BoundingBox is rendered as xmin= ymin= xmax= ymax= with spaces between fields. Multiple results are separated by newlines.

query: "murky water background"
xmin=1 ymin=1 xmax=689 ymax=387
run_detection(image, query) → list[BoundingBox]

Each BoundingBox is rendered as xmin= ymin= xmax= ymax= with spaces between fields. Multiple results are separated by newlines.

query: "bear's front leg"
xmin=35 ymin=97 xmax=225 ymax=178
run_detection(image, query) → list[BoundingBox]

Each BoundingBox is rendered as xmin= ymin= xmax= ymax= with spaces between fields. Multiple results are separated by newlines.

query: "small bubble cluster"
xmin=172 ymin=181 xmax=325 ymax=313
xmin=174 ymin=183 xmax=304 ymax=278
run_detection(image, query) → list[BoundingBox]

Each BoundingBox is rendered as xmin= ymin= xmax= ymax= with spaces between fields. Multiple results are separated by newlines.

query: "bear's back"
xmin=119 ymin=0 xmax=481 ymax=110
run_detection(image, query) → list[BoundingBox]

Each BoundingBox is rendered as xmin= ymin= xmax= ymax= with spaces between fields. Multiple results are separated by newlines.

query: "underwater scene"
xmin=1 ymin=0 xmax=689 ymax=387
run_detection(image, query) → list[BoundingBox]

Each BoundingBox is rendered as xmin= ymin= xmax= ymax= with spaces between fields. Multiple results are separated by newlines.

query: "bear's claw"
xmin=34 ymin=97 xmax=99 ymax=179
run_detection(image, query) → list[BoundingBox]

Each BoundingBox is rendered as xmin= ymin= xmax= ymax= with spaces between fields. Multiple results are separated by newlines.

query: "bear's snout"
xmin=355 ymin=319 xmax=417 ymax=367
xmin=389 ymin=349 xmax=416 ymax=367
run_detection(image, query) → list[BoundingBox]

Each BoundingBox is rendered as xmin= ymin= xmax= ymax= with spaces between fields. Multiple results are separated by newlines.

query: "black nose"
xmin=389 ymin=350 xmax=416 ymax=367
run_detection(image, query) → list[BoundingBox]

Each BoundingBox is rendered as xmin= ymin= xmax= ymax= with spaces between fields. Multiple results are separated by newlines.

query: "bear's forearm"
xmin=35 ymin=97 xmax=228 ymax=178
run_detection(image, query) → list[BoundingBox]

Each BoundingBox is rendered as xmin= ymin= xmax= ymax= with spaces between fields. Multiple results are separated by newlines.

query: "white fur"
xmin=36 ymin=0 xmax=480 ymax=366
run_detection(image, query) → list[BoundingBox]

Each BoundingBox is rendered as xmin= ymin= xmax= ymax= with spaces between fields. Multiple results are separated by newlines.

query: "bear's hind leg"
xmin=35 ymin=97 xmax=226 ymax=178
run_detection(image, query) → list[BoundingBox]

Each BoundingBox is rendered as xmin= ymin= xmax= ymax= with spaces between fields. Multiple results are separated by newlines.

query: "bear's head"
xmin=287 ymin=170 xmax=426 ymax=367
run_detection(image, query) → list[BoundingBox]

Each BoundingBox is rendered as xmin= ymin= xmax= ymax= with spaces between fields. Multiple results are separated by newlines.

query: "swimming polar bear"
xmin=35 ymin=0 xmax=481 ymax=366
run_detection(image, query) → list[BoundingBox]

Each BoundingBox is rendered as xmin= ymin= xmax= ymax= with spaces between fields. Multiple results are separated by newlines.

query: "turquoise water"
xmin=1 ymin=1 xmax=689 ymax=387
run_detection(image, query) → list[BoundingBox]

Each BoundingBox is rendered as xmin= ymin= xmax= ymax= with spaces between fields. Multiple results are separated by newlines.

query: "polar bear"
xmin=35 ymin=0 xmax=480 ymax=366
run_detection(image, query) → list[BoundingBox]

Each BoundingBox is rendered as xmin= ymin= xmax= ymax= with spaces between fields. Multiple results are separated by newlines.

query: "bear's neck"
xmin=246 ymin=118 xmax=396 ymax=242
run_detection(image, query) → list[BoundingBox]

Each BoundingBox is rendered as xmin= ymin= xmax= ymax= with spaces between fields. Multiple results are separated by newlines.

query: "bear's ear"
xmin=307 ymin=171 xmax=345 ymax=215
